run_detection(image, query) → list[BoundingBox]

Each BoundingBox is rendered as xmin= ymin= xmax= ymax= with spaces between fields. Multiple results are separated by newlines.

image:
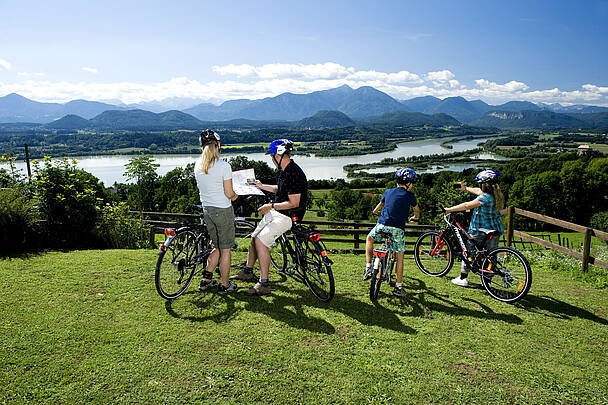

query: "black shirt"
xmin=275 ymin=160 xmax=307 ymax=221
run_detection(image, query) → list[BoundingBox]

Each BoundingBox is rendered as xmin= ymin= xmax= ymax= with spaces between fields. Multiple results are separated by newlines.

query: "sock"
xmin=260 ymin=278 xmax=270 ymax=286
xmin=244 ymin=266 xmax=253 ymax=274
xmin=395 ymin=282 xmax=402 ymax=288
xmin=460 ymin=273 xmax=468 ymax=280
xmin=365 ymin=262 xmax=372 ymax=269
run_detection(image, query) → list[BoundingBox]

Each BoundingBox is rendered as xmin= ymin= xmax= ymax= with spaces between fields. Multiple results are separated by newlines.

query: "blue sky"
xmin=1 ymin=0 xmax=607 ymax=105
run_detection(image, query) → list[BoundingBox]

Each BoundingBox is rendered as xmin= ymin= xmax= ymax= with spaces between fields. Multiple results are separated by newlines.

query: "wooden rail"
xmin=135 ymin=211 xmax=435 ymax=255
xmin=502 ymin=206 xmax=608 ymax=272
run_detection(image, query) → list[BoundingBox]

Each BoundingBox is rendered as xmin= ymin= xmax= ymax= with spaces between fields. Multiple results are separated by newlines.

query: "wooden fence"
xmin=502 ymin=206 xmax=608 ymax=272
xmin=136 ymin=211 xmax=435 ymax=255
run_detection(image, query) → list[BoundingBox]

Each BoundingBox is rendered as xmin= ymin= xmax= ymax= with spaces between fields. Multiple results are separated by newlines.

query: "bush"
xmin=96 ymin=202 xmax=149 ymax=249
xmin=590 ymin=211 xmax=608 ymax=233
xmin=0 ymin=189 xmax=38 ymax=253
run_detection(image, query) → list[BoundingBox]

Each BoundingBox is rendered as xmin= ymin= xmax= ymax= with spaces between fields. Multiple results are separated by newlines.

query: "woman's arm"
xmin=445 ymin=198 xmax=481 ymax=213
xmin=223 ymin=179 xmax=238 ymax=201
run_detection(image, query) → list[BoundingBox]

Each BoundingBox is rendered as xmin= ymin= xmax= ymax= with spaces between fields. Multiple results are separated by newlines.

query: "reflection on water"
xmin=13 ymin=137 xmax=501 ymax=185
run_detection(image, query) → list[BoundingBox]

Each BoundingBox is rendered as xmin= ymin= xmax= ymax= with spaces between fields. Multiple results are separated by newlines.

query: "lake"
xmin=13 ymin=137 xmax=502 ymax=185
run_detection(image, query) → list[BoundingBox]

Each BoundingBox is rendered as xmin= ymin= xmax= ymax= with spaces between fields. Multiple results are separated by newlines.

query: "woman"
xmin=445 ymin=169 xmax=505 ymax=287
xmin=195 ymin=129 xmax=239 ymax=294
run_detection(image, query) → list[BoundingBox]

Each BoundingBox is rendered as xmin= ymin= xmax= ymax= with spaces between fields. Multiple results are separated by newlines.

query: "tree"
xmin=124 ymin=154 xmax=159 ymax=211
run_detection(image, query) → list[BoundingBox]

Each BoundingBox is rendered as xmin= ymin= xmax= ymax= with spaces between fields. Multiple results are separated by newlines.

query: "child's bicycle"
xmin=369 ymin=230 xmax=397 ymax=302
xmin=267 ymin=216 xmax=335 ymax=302
xmin=413 ymin=212 xmax=532 ymax=303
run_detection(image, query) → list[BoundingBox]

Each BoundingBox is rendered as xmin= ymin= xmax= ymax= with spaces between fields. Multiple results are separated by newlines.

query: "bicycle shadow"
xmin=516 ymin=294 xmax=608 ymax=325
xmin=164 ymin=290 xmax=241 ymax=324
xmin=399 ymin=277 xmax=524 ymax=324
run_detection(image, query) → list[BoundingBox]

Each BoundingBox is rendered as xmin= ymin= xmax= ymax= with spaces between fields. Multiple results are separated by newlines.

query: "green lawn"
xmin=1 ymin=249 xmax=607 ymax=404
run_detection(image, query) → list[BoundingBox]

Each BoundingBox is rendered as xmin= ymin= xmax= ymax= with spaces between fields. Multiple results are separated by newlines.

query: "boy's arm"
xmin=409 ymin=204 xmax=420 ymax=222
xmin=372 ymin=201 xmax=384 ymax=216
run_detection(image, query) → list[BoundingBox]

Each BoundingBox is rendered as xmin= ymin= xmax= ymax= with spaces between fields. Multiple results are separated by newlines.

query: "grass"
xmin=1 ymin=248 xmax=607 ymax=404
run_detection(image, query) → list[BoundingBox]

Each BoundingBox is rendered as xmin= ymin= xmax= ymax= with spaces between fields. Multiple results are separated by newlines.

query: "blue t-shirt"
xmin=378 ymin=187 xmax=418 ymax=229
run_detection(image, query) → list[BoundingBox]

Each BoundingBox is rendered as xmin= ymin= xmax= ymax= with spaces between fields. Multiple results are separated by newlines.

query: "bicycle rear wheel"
xmin=481 ymin=247 xmax=532 ymax=303
xmin=270 ymin=236 xmax=288 ymax=272
xmin=369 ymin=257 xmax=384 ymax=302
xmin=414 ymin=231 xmax=454 ymax=277
xmin=155 ymin=229 xmax=199 ymax=300
xmin=301 ymin=240 xmax=334 ymax=302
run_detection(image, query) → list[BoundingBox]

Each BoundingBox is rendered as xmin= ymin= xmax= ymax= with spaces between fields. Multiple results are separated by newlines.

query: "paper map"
xmin=232 ymin=168 xmax=265 ymax=196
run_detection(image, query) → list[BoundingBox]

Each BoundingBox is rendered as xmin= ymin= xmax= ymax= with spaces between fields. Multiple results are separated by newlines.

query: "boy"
xmin=363 ymin=168 xmax=420 ymax=297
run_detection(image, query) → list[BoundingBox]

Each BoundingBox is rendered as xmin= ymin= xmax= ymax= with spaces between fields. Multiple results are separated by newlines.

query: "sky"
xmin=1 ymin=0 xmax=607 ymax=106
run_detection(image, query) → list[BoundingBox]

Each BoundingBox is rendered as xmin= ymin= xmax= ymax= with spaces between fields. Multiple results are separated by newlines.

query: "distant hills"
xmin=1 ymin=86 xmax=608 ymax=129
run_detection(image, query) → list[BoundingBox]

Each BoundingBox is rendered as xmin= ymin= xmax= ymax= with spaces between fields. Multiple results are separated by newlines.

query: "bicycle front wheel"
xmin=414 ymin=231 xmax=454 ymax=277
xmin=302 ymin=240 xmax=335 ymax=302
xmin=270 ymin=236 xmax=287 ymax=272
xmin=481 ymin=247 xmax=532 ymax=303
xmin=155 ymin=229 xmax=199 ymax=300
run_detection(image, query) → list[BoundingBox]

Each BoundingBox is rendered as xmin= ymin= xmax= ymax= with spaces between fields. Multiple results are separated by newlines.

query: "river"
xmin=13 ymin=137 xmax=502 ymax=185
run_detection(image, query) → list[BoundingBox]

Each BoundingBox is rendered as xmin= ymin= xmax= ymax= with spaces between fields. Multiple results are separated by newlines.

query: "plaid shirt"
xmin=468 ymin=193 xmax=503 ymax=236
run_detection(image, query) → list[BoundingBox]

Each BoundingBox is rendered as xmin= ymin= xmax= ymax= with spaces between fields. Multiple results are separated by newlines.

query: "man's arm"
xmin=258 ymin=193 xmax=300 ymax=215
xmin=253 ymin=180 xmax=278 ymax=194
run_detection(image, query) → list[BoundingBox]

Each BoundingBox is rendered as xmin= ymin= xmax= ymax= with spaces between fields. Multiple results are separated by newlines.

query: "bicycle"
xmin=263 ymin=216 xmax=335 ymax=302
xmin=369 ymin=230 xmax=397 ymax=302
xmin=155 ymin=205 xmax=255 ymax=300
xmin=413 ymin=212 xmax=532 ymax=303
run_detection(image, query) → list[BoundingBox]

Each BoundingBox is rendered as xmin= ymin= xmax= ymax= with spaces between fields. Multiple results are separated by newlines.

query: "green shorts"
xmin=203 ymin=206 xmax=235 ymax=249
xmin=368 ymin=223 xmax=406 ymax=252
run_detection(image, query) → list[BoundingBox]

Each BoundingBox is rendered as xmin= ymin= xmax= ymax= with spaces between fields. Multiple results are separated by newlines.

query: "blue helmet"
xmin=395 ymin=168 xmax=419 ymax=183
xmin=266 ymin=139 xmax=294 ymax=155
xmin=474 ymin=169 xmax=499 ymax=184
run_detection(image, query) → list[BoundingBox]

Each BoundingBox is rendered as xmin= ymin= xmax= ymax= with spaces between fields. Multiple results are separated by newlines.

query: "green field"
xmin=1 ymin=248 xmax=607 ymax=404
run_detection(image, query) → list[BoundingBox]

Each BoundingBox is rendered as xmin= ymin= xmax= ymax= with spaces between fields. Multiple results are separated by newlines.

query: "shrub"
xmin=96 ymin=202 xmax=149 ymax=249
xmin=590 ymin=211 xmax=608 ymax=233
xmin=0 ymin=189 xmax=38 ymax=253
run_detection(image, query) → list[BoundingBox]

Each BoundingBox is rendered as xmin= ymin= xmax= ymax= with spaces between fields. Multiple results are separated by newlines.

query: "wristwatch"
xmin=271 ymin=203 xmax=275 ymax=210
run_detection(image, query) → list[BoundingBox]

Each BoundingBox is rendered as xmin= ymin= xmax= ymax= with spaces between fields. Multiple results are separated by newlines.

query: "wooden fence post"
xmin=582 ymin=227 xmax=592 ymax=273
xmin=149 ymin=227 xmax=156 ymax=248
xmin=353 ymin=223 xmax=360 ymax=250
xmin=506 ymin=206 xmax=514 ymax=247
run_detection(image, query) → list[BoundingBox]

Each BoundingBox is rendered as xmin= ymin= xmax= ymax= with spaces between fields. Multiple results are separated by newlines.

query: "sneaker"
xmin=230 ymin=269 xmax=257 ymax=281
xmin=451 ymin=277 xmax=469 ymax=287
xmin=198 ymin=279 xmax=217 ymax=291
xmin=392 ymin=286 xmax=407 ymax=297
xmin=363 ymin=267 xmax=372 ymax=281
xmin=217 ymin=282 xmax=238 ymax=295
xmin=245 ymin=282 xmax=271 ymax=296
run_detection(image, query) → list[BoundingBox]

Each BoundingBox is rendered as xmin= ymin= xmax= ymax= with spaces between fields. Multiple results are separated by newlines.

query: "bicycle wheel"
xmin=481 ymin=247 xmax=532 ymax=303
xmin=155 ymin=229 xmax=199 ymax=300
xmin=233 ymin=219 xmax=255 ymax=252
xmin=414 ymin=231 xmax=454 ymax=277
xmin=369 ymin=257 xmax=384 ymax=302
xmin=301 ymin=240 xmax=335 ymax=302
xmin=270 ymin=236 xmax=288 ymax=272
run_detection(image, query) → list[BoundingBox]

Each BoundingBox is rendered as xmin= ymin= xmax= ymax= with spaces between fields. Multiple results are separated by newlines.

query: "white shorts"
xmin=251 ymin=209 xmax=293 ymax=248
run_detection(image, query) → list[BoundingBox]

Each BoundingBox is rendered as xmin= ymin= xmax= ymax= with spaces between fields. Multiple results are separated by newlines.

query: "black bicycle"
xmin=413 ymin=213 xmax=532 ymax=303
xmin=369 ymin=231 xmax=397 ymax=302
xmin=265 ymin=217 xmax=335 ymax=302
xmin=155 ymin=205 xmax=255 ymax=300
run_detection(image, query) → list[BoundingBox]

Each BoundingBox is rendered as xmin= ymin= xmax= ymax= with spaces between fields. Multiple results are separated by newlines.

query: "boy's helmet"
xmin=474 ymin=169 xmax=499 ymax=184
xmin=395 ymin=168 xmax=419 ymax=183
xmin=266 ymin=139 xmax=294 ymax=155
xmin=199 ymin=129 xmax=220 ymax=146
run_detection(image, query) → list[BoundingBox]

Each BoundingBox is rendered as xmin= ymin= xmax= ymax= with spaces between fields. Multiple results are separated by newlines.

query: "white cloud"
xmin=1 ymin=63 xmax=607 ymax=106
xmin=82 ymin=67 xmax=98 ymax=74
xmin=17 ymin=72 xmax=44 ymax=77
xmin=0 ymin=58 xmax=11 ymax=70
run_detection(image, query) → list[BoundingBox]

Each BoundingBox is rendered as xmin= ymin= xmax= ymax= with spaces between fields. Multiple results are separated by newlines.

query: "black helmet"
xmin=395 ymin=167 xmax=419 ymax=183
xmin=474 ymin=169 xmax=499 ymax=184
xmin=199 ymin=129 xmax=220 ymax=146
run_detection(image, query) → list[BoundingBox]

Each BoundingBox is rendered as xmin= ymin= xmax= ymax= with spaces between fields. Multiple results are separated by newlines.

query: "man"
xmin=230 ymin=139 xmax=308 ymax=296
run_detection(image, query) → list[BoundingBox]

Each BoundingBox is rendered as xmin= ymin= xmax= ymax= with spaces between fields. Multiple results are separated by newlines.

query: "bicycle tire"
xmin=369 ymin=257 xmax=384 ymax=302
xmin=414 ymin=231 xmax=454 ymax=277
xmin=270 ymin=235 xmax=288 ymax=272
xmin=233 ymin=219 xmax=255 ymax=252
xmin=481 ymin=246 xmax=532 ymax=303
xmin=301 ymin=240 xmax=335 ymax=302
xmin=155 ymin=229 xmax=199 ymax=300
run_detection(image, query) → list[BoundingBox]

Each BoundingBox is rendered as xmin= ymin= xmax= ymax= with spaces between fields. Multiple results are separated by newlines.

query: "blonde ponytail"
xmin=481 ymin=183 xmax=505 ymax=212
xmin=200 ymin=141 xmax=220 ymax=174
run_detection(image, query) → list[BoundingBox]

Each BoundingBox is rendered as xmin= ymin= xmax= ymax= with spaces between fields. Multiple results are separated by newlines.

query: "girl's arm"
xmin=456 ymin=182 xmax=482 ymax=196
xmin=223 ymin=179 xmax=238 ymax=201
xmin=445 ymin=198 xmax=481 ymax=213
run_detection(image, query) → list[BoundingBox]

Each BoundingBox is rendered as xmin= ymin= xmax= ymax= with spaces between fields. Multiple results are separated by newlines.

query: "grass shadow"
xmin=517 ymin=294 xmax=608 ymax=325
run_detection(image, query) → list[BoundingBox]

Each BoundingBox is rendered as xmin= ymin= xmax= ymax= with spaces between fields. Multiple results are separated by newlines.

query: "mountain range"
xmin=1 ymin=85 xmax=608 ymax=128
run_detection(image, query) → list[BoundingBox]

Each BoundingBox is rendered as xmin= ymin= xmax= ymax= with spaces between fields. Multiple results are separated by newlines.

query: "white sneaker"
xmin=451 ymin=277 xmax=469 ymax=287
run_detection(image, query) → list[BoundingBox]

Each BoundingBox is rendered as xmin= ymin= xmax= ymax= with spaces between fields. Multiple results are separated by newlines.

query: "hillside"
xmin=293 ymin=110 xmax=356 ymax=128
xmin=471 ymin=110 xmax=589 ymax=128
xmin=360 ymin=111 xmax=460 ymax=126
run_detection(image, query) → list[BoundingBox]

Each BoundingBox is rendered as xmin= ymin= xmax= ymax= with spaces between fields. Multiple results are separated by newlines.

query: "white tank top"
xmin=194 ymin=158 xmax=232 ymax=208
